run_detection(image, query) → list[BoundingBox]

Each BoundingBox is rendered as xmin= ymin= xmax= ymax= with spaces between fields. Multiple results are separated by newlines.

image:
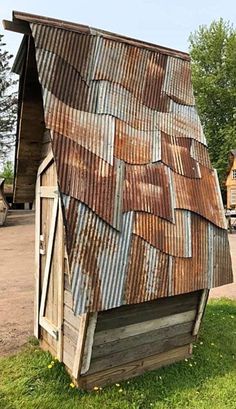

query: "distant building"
xmin=226 ymin=150 xmax=236 ymax=209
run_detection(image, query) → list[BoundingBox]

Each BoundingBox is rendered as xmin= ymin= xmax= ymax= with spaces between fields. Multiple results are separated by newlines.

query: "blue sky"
xmin=1 ymin=0 xmax=236 ymax=60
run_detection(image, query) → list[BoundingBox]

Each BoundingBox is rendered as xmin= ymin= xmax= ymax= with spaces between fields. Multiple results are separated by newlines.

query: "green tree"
xmin=0 ymin=160 xmax=14 ymax=184
xmin=0 ymin=34 xmax=17 ymax=161
xmin=189 ymin=19 xmax=236 ymax=187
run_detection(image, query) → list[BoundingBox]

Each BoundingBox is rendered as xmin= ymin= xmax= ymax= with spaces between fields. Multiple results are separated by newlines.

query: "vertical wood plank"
xmin=57 ymin=201 xmax=65 ymax=361
xmin=192 ymin=289 xmax=209 ymax=336
xmin=39 ymin=195 xmax=59 ymax=318
xmin=72 ymin=314 xmax=89 ymax=378
xmin=81 ymin=313 xmax=98 ymax=374
xmin=34 ymin=174 xmax=41 ymax=338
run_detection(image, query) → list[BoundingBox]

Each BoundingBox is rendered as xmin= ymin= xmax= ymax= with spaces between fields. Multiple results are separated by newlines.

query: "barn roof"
xmin=4 ymin=11 xmax=233 ymax=314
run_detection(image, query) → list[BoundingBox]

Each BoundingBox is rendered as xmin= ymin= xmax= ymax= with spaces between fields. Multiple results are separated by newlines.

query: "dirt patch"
xmin=0 ymin=210 xmax=34 ymax=356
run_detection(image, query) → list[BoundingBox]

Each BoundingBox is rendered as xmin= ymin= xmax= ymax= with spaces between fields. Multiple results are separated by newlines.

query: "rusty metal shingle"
xmin=13 ymin=16 xmax=233 ymax=314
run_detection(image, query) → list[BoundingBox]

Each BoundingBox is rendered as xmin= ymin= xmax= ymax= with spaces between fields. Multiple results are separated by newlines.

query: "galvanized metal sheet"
xmin=31 ymin=23 xmax=94 ymax=82
xmin=161 ymin=132 xmax=200 ymax=178
xmin=190 ymin=139 xmax=212 ymax=169
xmin=123 ymin=162 xmax=174 ymax=221
xmin=53 ymin=132 xmax=117 ymax=227
xmin=124 ymin=235 xmax=169 ymax=304
xmin=133 ymin=210 xmax=191 ymax=257
xmin=96 ymin=80 xmax=157 ymax=130
xmin=114 ymin=119 xmax=161 ymax=164
xmin=162 ymin=56 xmax=195 ymax=106
xmin=45 ymin=91 xmax=115 ymax=165
xmin=156 ymin=102 xmax=207 ymax=145
xmin=20 ymin=19 xmax=233 ymax=315
xmin=173 ymin=165 xmax=226 ymax=229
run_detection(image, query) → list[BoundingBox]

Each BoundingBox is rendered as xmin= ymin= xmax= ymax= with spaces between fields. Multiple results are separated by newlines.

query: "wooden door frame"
xmin=34 ymin=150 xmax=64 ymax=360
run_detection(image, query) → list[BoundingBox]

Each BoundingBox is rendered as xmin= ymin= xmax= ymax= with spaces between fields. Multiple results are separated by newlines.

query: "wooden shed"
xmin=4 ymin=11 xmax=233 ymax=389
xmin=0 ymin=178 xmax=9 ymax=226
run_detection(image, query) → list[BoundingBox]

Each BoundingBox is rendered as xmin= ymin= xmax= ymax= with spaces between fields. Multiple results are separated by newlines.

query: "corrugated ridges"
xmin=161 ymin=132 xmax=200 ymax=178
xmin=124 ymin=235 xmax=169 ymax=304
xmin=123 ymin=162 xmax=174 ymax=221
xmin=173 ymin=165 xmax=226 ymax=229
xmin=45 ymin=91 xmax=115 ymax=165
xmin=114 ymin=120 xmax=161 ymax=164
xmin=53 ymin=132 xmax=116 ymax=227
xmin=27 ymin=20 xmax=233 ymax=314
xmin=162 ymin=56 xmax=195 ymax=105
xmin=62 ymin=194 xmax=232 ymax=314
xmin=133 ymin=210 xmax=191 ymax=257
xmin=190 ymin=139 xmax=212 ymax=169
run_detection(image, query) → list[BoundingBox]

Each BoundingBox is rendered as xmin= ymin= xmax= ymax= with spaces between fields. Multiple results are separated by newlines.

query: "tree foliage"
xmin=0 ymin=160 xmax=14 ymax=184
xmin=0 ymin=34 xmax=17 ymax=162
xmin=189 ymin=19 xmax=236 ymax=186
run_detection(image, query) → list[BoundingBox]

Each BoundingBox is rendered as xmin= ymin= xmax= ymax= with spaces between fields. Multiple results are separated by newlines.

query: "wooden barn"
xmin=4 ymin=11 xmax=233 ymax=389
xmin=0 ymin=178 xmax=9 ymax=226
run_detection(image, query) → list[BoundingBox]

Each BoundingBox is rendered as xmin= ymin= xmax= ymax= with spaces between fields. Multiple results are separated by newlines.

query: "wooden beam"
xmin=81 ymin=313 xmax=98 ymax=374
xmin=39 ymin=195 xmax=59 ymax=318
xmin=72 ymin=314 xmax=89 ymax=379
xmin=2 ymin=19 xmax=31 ymax=35
xmin=57 ymin=203 xmax=65 ymax=362
xmin=39 ymin=317 xmax=58 ymax=340
xmin=39 ymin=186 xmax=58 ymax=198
xmin=192 ymin=289 xmax=209 ymax=336
xmin=34 ymin=174 xmax=41 ymax=338
xmin=37 ymin=150 xmax=54 ymax=176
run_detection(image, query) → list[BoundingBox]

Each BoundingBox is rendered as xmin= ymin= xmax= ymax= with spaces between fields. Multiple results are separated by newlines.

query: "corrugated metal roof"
xmin=11 ymin=13 xmax=233 ymax=314
xmin=173 ymin=165 xmax=226 ymax=229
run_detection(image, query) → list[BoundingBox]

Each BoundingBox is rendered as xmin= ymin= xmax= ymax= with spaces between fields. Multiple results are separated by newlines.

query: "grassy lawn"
xmin=0 ymin=299 xmax=236 ymax=409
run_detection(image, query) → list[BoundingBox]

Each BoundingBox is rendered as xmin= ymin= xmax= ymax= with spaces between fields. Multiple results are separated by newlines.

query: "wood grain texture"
xmin=92 ymin=321 xmax=194 ymax=359
xmin=79 ymin=345 xmax=191 ymax=390
xmin=96 ymin=291 xmax=200 ymax=332
xmin=72 ymin=314 xmax=89 ymax=378
xmin=94 ymin=310 xmax=196 ymax=345
xmin=88 ymin=332 xmax=195 ymax=374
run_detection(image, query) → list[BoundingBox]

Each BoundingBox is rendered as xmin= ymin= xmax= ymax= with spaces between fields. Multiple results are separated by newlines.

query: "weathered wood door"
xmin=34 ymin=151 xmax=64 ymax=360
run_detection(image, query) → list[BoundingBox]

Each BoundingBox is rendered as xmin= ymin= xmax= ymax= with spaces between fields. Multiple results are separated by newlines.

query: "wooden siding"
xmin=77 ymin=291 xmax=202 ymax=389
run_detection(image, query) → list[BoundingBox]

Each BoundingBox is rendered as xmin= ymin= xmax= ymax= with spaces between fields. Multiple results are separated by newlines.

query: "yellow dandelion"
xmin=48 ymin=364 xmax=52 ymax=369
xmin=70 ymin=383 xmax=75 ymax=388
xmin=93 ymin=386 xmax=99 ymax=391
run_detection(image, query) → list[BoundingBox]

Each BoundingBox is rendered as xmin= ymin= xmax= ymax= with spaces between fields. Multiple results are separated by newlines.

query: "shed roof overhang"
xmin=7 ymin=34 xmax=45 ymax=203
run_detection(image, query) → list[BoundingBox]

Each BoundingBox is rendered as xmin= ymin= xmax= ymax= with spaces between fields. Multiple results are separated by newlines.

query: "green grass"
xmin=1 ymin=299 xmax=236 ymax=409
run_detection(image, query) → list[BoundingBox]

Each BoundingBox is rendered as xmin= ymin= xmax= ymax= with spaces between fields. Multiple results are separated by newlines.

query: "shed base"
xmin=75 ymin=344 xmax=192 ymax=390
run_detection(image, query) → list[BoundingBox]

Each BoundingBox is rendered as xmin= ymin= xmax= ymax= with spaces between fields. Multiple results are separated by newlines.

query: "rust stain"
xmin=12 ymin=16 xmax=233 ymax=315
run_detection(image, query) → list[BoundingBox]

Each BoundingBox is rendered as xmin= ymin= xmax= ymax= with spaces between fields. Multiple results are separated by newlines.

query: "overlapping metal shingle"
xmin=28 ymin=20 xmax=232 ymax=313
